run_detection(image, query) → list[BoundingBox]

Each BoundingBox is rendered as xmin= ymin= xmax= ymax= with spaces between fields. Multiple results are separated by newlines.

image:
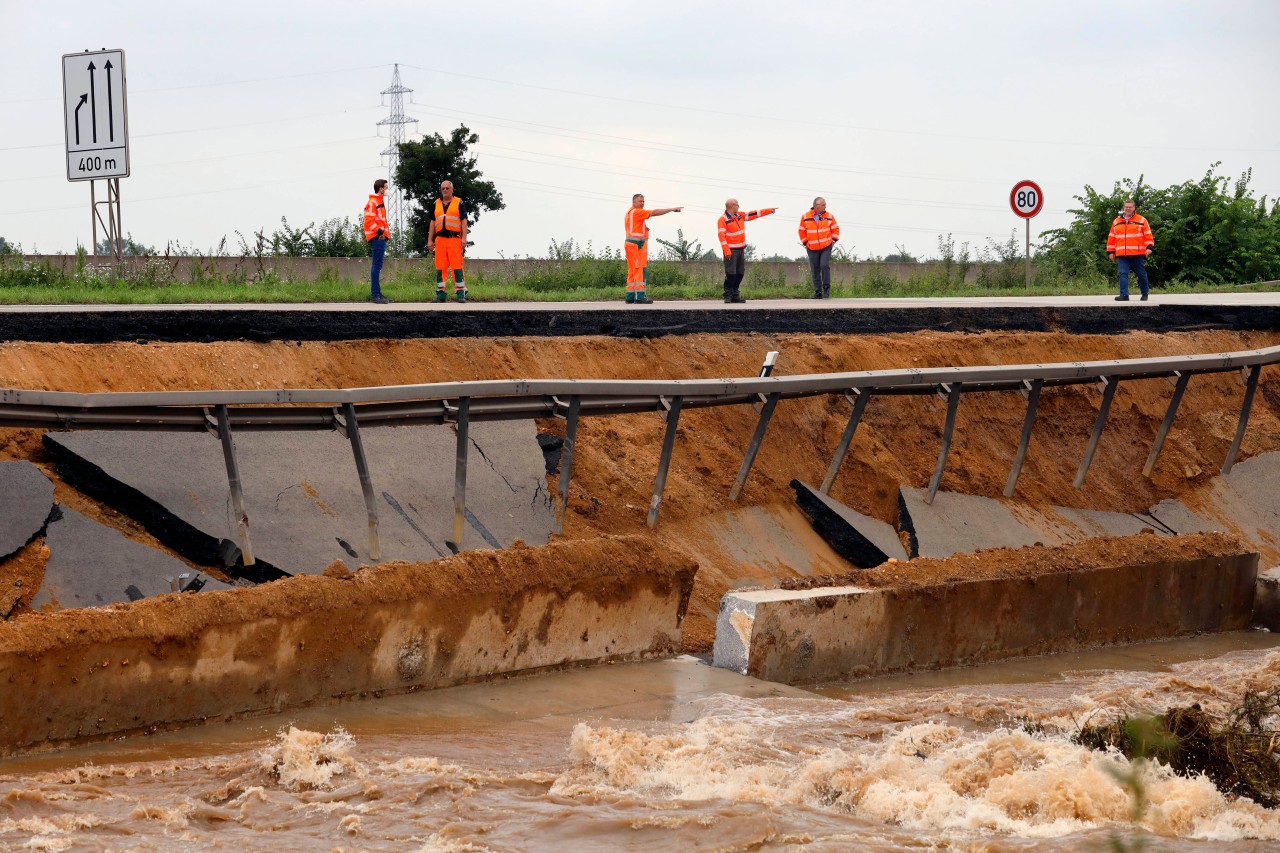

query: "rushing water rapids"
xmin=2 ymin=633 xmax=1280 ymax=851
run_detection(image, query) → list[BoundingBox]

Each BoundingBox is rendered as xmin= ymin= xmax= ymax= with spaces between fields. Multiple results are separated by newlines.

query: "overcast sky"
xmin=3 ymin=1 xmax=1278 ymax=260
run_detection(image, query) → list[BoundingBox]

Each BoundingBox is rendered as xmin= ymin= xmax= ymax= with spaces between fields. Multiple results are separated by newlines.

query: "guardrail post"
xmin=1003 ymin=379 xmax=1043 ymax=498
xmin=925 ymin=383 xmax=963 ymax=505
xmin=1074 ymin=377 xmax=1119 ymax=488
xmin=1142 ymin=371 xmax=1191 ymax=478
xmin=342 ymin=402 xmax=381 ymax=561
xmin=555 ymin=395 xmax=581 ymax=534
xmin=729 ymin=392 xmax=781 ymax=501
xmin=1222 ymin=365 xmax=1262 ymax=475
xmin=646 ymin=396 xmax=683 ymax=528
xmin=214 ymin=404 xmax=254 ymax=566
xmin=449 ymin=397 xmax=471 ymax=552
xmin=820 ymin=389 xmax=871 ymax=495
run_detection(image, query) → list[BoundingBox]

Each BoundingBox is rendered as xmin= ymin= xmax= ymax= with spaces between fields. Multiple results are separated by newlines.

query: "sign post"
xmin=1009 ymin=179 xmax=1043 ymax=290
xmin=62 ymin=49 xmax=129 ymax=259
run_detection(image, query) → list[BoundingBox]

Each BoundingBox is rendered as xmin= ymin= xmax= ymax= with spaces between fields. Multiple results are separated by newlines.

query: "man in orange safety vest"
xmin=717 ymin=199 xmax=776 ymax=303
xmin=427 ymin=180 xmax=469 ymax=303
xmin=1106 ymin=199 xmax=1155 ymax=301
xmin=624 ymin=193 xmax=682 ymax=304
xmin=362 ymin=178 xmax=392 ymax=304
xmin=799 ymin=198 xmax=840 ymax=298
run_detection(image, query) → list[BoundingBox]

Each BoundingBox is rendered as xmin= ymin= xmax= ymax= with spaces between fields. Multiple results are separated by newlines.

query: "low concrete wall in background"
xmin=15 ymin=255 xmax=1013 ymax=285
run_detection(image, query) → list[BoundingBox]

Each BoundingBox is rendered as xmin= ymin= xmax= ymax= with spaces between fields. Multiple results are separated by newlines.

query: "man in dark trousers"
xmin=363 ymin=179 xmax=392 ymax=304
xmin=1107 ymin=199 xmax=1155 ymax=301
xmin=799 ymin=197 xmax=840 ymax=298
xmin=717 ymin=199 xmax=776 ymax=303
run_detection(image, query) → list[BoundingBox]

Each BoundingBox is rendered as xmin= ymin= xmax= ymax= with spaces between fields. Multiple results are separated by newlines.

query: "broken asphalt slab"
xmin=791 ymin=480 xmax=908 ymax=568
xmin=43 ymin=422 xmax=555 ymax=577
xmin=31 ymin=505 xmax=233 ymax=611
xmin=897 ymin=485 xmax=1216 ymax=559
xmin=0 ymin=461 xmax=55 ymax=561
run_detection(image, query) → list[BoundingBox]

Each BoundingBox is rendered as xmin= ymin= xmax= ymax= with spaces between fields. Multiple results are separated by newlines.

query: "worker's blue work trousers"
xmin=1117 ymin=254 xmax=1149 ymax=298
xmin=369 ymin=237 xmax=387 ymax=297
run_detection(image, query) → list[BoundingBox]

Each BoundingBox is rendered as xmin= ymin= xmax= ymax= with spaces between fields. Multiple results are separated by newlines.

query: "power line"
xmin=408 ymin=100 xmax=1011 ymax=187
xmin=0 ymin=63 xmax=396 ymax=105
xmin=399 ymin=64 xmax=1280 ymax=155
xmin=0 ymin=105 xmax=382 ymax=152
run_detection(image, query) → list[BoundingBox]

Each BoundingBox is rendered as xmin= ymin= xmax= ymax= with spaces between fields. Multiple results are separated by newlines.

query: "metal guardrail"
xmin=3 ymin=344 xmax=1276 ymax=571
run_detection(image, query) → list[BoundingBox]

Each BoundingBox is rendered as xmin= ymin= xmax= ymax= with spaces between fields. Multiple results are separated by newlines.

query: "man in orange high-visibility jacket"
xmin=718 ymin=199 xmax=776 ymax=304
xmin=363 ymin=178 xmax=392 ymax=304
xmin=427 ymin=180 xmax=469 ymax=303
xmin=1106 ymin=198 xmax=1155 ymax=302
xmin=799 ymin=198 xmax=840 ymax=298
xmin=624 ymin=193 xmax=682 ymax=304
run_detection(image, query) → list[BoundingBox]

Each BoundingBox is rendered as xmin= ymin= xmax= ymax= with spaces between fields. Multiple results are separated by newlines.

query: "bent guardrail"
xmin=2 ymin=343 xmax=1275 ymax=569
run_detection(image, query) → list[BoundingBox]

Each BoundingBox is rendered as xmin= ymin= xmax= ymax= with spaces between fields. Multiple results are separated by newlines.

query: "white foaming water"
xmin=0 ymin=641 xmax=1278 ymax=851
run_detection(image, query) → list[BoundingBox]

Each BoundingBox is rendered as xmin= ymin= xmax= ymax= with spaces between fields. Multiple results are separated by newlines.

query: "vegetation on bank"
xmin=0 ymin=247 xmax=1274 ymax=305
xmin=2 ymin=161 xmax=1276 ymax=303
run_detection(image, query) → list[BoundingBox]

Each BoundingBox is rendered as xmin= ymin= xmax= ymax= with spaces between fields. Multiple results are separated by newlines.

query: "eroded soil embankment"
xmin=2 ymin=330 xmax=1279 ymax=650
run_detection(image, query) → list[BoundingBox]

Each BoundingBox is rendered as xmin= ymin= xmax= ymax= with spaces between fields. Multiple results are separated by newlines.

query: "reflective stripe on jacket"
xmin=433 ymin=197 xmax=464 ymax=235
xmin=625 ymin=207 xmax=652 ymax=245
xmin=363 ymin=194 xmax=389 ymax=241
xmin=799 ymin=209 xmax=839 ymax=250
xmin=718 ymin=208 xmax=776 ymax=255
xmin=1106 ymin=213 xmax=1154 ymax=257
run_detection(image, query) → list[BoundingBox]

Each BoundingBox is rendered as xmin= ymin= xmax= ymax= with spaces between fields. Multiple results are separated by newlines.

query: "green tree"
xmin=394 ymin=125 xmax=505 ymax=253
xmin=95 ymin=233 xmax=154 ymax=256
xmin=0 ymin=237 xmax=12 ymax=255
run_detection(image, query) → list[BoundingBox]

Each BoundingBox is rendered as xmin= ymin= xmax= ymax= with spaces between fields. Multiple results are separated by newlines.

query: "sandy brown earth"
xmin=778 ymin=530 xmax=1249 ymax=591
xmin=1 ymin=330 xmax=1278 ymax=650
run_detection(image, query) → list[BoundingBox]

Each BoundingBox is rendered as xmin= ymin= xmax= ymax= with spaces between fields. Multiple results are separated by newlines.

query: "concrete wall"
xmin=0 ymin=537 xmax=697 ymax=755
xmin=15 ymin=255 xmax=1017 ymax=285
xmin=714 ymin=552 xmax=1259 ymax=684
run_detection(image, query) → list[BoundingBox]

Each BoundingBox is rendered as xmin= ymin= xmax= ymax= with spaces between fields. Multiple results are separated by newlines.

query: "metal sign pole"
xmin=1025 ymin=218 xmax=1030 ymax=289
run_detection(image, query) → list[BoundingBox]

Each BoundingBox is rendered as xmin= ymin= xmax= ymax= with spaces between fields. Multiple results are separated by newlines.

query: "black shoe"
xmin=1114 ymin=295 xmax=1130 ymax=301
xmin=813 ymin=292 xmax=823 ymax=299
xmin=634 ymin=294 xmax=653 ymax=304
xmin=823 ymin=290 xmax=831 ymax=299
xmin=1140 ymin=293 xmax=1149 ymax=301
xmin=731 ymin=295 xmax=746 ymax=303
xmin=371 ymin=295 xmax=392 ymax=305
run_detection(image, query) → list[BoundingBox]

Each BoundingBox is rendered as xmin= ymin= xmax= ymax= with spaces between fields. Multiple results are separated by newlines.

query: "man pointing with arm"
xmin=624 ymin=193 xmax=682 ymax=304
xmin=717 ymin=199 xmax=776 ymax=304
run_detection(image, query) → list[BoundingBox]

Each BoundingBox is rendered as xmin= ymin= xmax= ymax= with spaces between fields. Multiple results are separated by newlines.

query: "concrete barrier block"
xmin=791 ymin=480 xmax=908 ymax=568
xmin=1254 ymin=567 xmax=1280 ymax=631
xmin=0 ymin=536 xmax=696 ymax=755
xmin=715 ymin=550 xmax=1259 ymax=684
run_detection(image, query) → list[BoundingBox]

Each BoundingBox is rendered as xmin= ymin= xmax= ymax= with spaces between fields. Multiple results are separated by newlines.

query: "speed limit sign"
xmin=1010 ymin=180 xmax=1044 ymax=218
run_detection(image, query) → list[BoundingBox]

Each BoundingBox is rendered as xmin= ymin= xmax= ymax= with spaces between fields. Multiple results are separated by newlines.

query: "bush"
xmin=1039 ymin=164 xmax=1280 ymax=286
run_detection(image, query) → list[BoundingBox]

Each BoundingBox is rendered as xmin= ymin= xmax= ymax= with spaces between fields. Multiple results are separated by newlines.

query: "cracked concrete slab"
xmin=0 ymin=461 xmax=55 ymax=561
xmin=791 ymin=480 xmax=908 ymax=568
xmin=44 ymin=422 xmax=555 ymax=577
xmin=31 ymin=505 xmax=231 ymax=611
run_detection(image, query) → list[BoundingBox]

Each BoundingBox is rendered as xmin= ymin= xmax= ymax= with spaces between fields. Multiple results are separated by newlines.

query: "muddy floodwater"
xmin=1 ymin=633 xmax=1278 ymax=851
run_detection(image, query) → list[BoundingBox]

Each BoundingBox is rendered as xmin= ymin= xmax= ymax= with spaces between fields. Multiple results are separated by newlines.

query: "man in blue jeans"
xmin=1106 ymin=199 xmax=1154 ymax=302
xmin=363 ymin=179 xmax=392 ymax=304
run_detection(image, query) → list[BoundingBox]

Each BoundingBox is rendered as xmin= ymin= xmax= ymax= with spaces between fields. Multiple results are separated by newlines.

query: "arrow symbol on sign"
xmin=87 ymin=61 xmax=98 ymax=144
xmin=74 ymin=94 xmax=88 ymax=145
xmin=105 ymin=59 xmax=115 ymax=142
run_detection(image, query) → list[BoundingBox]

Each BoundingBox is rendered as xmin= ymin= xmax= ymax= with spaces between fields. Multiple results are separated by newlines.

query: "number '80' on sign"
xmin=1009 ymin=180 xmax=1044 ymax=218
